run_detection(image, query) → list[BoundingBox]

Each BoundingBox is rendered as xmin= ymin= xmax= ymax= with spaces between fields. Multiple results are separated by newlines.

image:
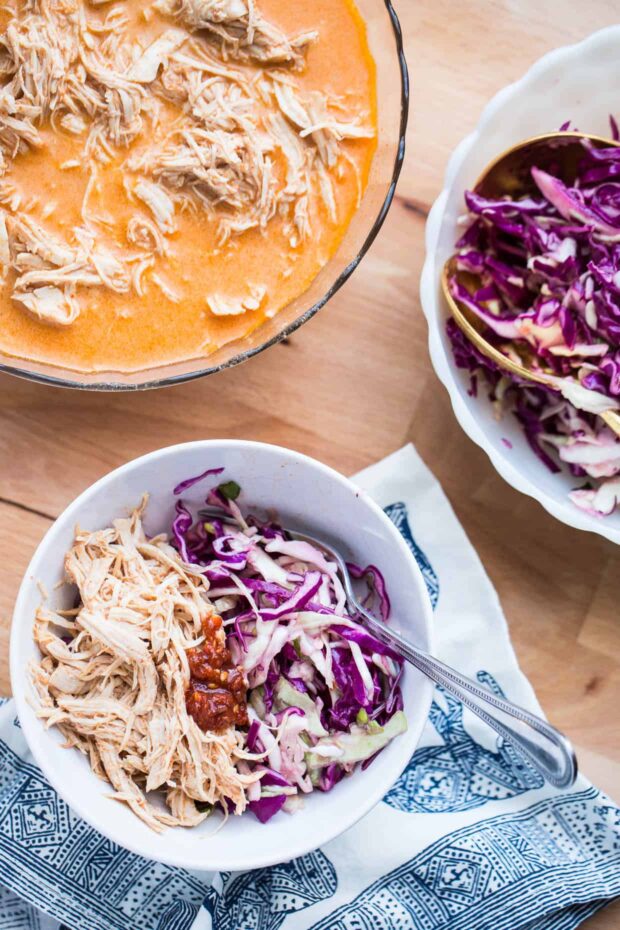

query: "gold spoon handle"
xmin=447 ymin=291 xmax=550 ymax=386
xmin=442 ymin=264 xmax=620 ymax=440
xmin=601 ymin=410 xmax=620 ymax=434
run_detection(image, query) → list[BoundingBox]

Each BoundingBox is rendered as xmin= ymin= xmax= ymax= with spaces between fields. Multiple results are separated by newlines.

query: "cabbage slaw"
xmin=172 ymin=470 xmax=406 ymax=823
xmin=447 ymin=127 xmax=620 ymax=516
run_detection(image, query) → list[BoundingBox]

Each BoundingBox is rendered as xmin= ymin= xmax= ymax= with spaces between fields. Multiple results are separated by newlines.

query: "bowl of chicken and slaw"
xmin=11 ymin=440 xmax=433 ymax=871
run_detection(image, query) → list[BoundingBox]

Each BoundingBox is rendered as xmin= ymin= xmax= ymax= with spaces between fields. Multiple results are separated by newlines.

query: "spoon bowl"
xmin=474 ymin=130 xmax=618 ymax=197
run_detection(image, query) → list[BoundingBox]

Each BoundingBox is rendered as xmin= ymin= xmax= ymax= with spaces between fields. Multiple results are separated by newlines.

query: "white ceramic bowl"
xmin=420 ymin=26 xmax=620 ymax=545
xmin=11 ymin=440 xmax=433 ymax=871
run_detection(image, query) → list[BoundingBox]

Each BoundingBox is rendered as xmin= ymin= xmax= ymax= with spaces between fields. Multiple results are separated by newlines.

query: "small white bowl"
xmin=420 ymin=26 xmax=620 ymax=545
xmin=10 ymin=440 xmax=433 ymax=871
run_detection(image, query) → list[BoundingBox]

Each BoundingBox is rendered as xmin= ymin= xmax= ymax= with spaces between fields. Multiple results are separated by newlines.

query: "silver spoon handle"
xmin=356 ymin=607 xmax=577 ymax=789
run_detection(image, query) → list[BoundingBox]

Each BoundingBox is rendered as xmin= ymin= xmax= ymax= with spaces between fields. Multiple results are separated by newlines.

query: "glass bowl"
xmin=1 ymin=0 xmax=409 ymax=391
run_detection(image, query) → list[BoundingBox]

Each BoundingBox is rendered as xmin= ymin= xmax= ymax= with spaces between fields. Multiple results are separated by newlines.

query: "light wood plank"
xmin=400 ymin=1 xmax=620 ymax=208
xmin=0 ymin=502 xmax=51 ymax=694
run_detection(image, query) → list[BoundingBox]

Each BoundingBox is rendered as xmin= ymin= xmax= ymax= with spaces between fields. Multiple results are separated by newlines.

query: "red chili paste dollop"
xmin=186 ymin=613 xmax=248 ymax=732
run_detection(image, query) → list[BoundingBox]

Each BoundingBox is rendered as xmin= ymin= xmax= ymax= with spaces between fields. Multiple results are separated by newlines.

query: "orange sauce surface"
xmin=0 ymin=0 xmax=377 ymax=373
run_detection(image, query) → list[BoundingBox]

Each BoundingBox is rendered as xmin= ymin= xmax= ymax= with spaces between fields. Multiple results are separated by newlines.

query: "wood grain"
xmin=0 ymin=1 xmax=619 ymax=924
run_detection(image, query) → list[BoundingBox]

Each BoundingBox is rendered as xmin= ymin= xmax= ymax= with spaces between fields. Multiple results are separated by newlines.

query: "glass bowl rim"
xmin=0 ymin=0 xmax=410 ymax=393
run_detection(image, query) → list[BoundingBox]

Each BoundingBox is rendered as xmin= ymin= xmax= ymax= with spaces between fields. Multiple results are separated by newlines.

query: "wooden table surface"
xmin=1 ymin=1 xmax=619 ymax=924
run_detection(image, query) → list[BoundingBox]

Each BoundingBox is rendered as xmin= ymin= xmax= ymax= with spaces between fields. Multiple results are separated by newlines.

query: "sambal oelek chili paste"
xmin=186 ymin=613 xmax=249 ymax=733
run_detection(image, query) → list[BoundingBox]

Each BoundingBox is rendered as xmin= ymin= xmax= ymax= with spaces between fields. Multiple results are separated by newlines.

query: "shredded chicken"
xmin=131 ymin=66 xmax=372 ymax=244
xmin=0 ymin=0 xmax=374 ymax=328
xmin=271 ymin=79 xmax=375 ymax=170
xmin=126 ymin=213 xmax=167 ymax=253
xmin=130 ymin=122 xmax=277 ymax=240
xmin=126 ymin=28 xmax=187 ymax=83
xmin=29 ymin=499 xmax=252 ymax=831
xmin=133 ymin=179 xmax=176 ymax=233
xmin=7 ymin=214 xmax=131 ymax=325
xmin=154 ymin=0 xmax=317 ymax=68
xmin=207 ymin=283 xmax=265 ymax=315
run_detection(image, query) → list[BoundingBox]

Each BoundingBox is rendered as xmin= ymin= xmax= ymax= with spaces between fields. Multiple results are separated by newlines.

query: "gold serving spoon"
xmin=441 ymin=130 xmax=620 ymax=437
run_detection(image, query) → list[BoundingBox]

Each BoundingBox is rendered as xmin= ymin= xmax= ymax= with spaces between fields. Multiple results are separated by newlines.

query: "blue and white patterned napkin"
xmin=1 ymin=444 xmax=618 ymax=930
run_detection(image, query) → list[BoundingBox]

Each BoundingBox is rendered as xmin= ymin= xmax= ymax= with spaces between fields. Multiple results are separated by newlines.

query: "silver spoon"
xmin=201 ymin=506 xmax=577 ymax=789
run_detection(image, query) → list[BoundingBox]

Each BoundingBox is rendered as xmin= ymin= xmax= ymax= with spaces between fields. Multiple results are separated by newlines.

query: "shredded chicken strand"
xmin=29 ymin=498 xmax=251 ymax=831
xmin=154 ymin=0 xmax=317 ymax=68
